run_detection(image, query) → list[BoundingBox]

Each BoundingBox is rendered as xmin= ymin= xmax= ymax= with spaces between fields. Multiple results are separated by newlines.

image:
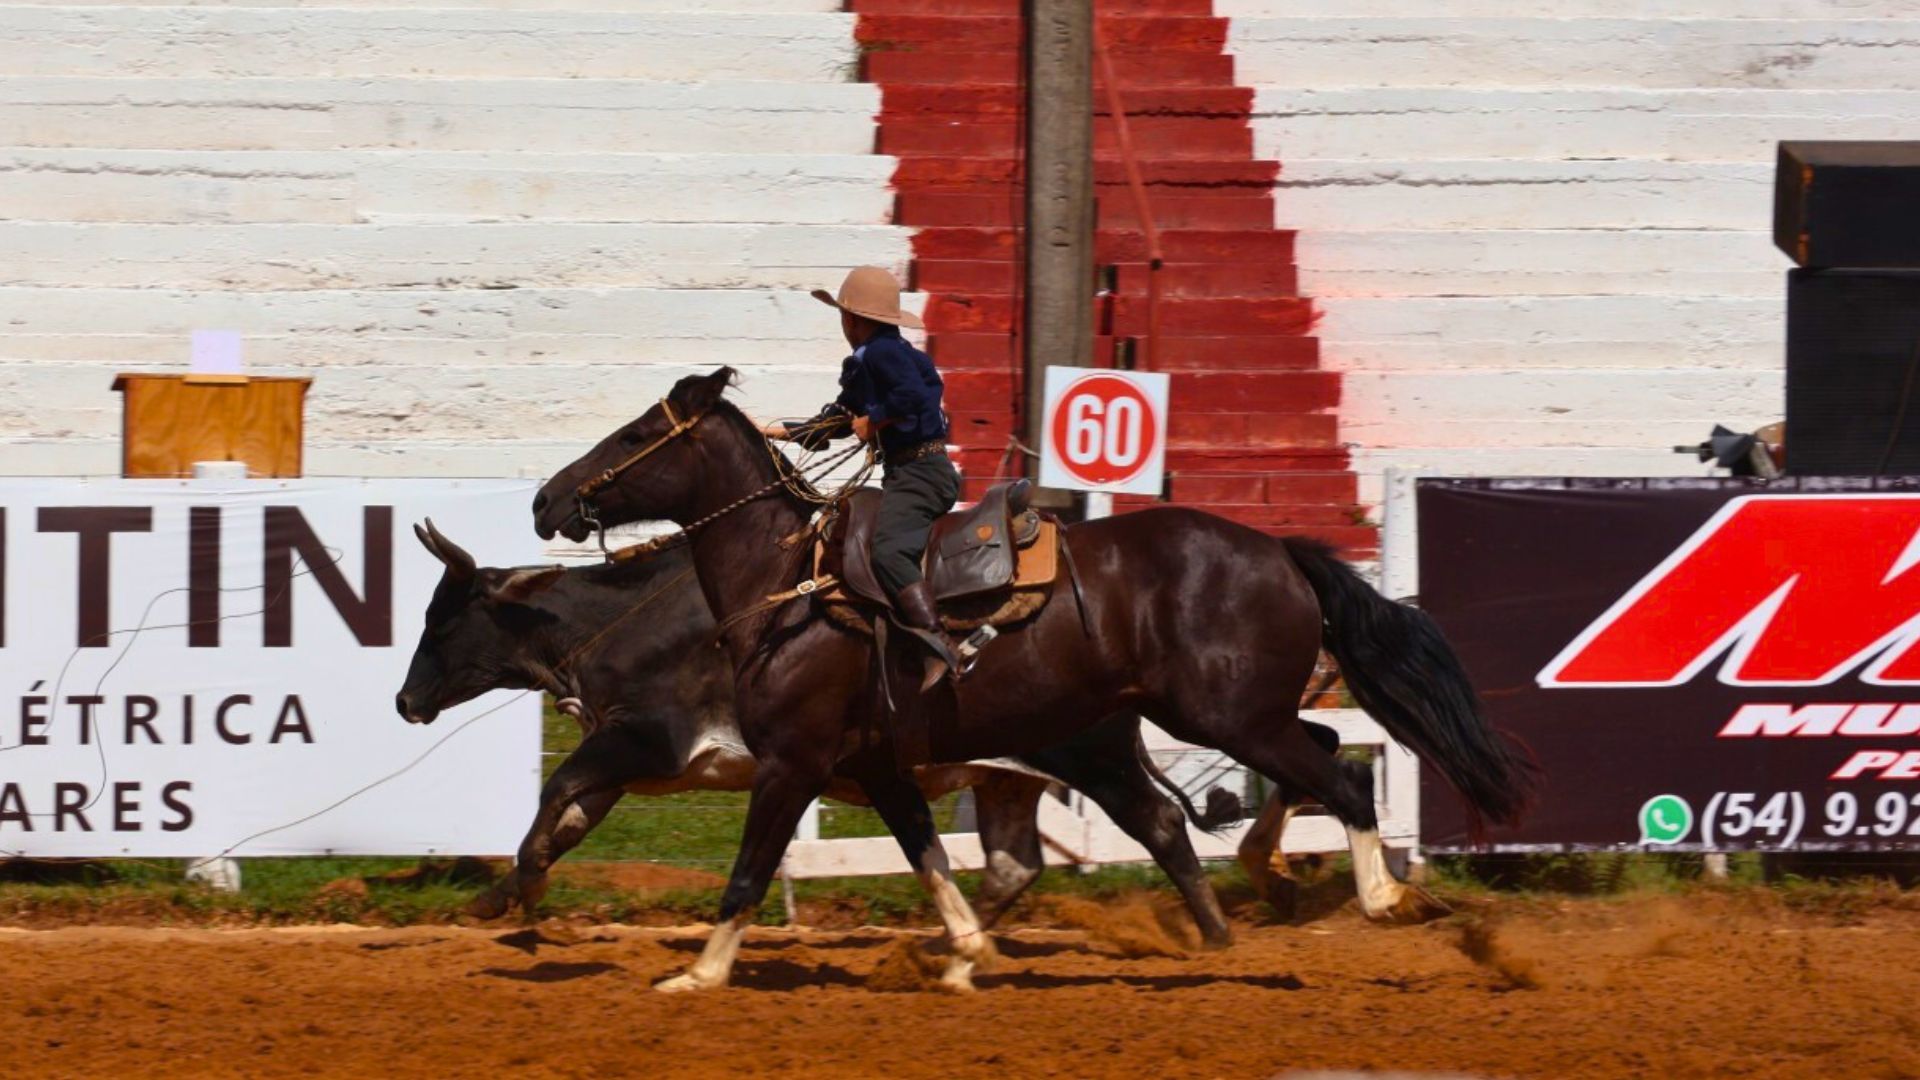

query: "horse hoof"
xmin=1197 ymin=929 xmax=1235 ymax=952
xmin=654 ymin=971 xmax=725 ymax=994
xmin=1374 ymin=884 xmax=1453 ymax=926
xmin=936 ymin=958 xmax=977 ymax=994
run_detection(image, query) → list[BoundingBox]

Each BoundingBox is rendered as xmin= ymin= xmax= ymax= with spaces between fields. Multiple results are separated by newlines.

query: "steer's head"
xmin=395 ymin=520 xmax=567 ymax=725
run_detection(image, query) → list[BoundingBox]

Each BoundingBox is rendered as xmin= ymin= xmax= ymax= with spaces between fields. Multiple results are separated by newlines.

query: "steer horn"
xmin=415 ymin=517 xmax=477 ymax=580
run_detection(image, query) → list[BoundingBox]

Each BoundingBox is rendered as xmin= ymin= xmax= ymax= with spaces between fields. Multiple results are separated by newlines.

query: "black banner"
xmin=1419 ymin=478 xmax=1920 ymax=852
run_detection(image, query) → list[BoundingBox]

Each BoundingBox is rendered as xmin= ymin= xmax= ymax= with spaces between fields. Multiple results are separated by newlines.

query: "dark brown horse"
xmin=534 ymin=367 xmax=1536 ymax=992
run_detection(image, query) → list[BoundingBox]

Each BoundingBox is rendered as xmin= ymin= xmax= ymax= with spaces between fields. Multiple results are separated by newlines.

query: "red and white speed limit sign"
xmin=1038 ymin=367 xmax=1170 ymax=495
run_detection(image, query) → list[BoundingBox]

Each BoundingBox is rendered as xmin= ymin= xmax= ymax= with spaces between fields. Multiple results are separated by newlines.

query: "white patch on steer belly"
xmin=1346 ymin=826 xmax=1407 ymax=919
xmin=656 ymin=912 xmax=750 ymax=993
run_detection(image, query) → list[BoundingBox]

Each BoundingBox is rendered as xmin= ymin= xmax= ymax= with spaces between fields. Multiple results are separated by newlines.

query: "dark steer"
xmin=395 ymin=522 xmax=1243 ymax=938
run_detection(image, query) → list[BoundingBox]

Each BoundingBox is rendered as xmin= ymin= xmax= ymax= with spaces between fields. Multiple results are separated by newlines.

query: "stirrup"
xmin=899 ymin=624 xmax=961 ymax=692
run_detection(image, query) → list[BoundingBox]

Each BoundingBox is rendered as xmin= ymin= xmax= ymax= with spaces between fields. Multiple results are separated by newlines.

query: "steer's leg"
xmin=851 ymin=758 xmax=993 ymax=992
xmin=655 ymin=755 xmax=830 ymax=994
xmin=970 ymin=773 xmax=1048 ymax=929
xmin=470 ymin=788 xmax=623 ymax=920
xmin=1235 ymin=790 xmax=1301 ymax=918
xmin=510 ymin=726 xmax=664 ymax=919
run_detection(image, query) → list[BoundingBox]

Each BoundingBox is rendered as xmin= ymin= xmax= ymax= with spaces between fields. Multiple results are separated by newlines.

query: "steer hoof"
xmin=1375 ymin=884 xmax=1453 ymax=926
xmin=464 ymin=888 xmax=514 ymax=921
xmin=654 ymin=970 xmax=726 ymax=994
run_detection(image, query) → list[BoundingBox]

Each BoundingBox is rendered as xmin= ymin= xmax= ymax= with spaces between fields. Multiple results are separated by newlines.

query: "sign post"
xmin=1038 ymin=367 xmax=1170 ymax=498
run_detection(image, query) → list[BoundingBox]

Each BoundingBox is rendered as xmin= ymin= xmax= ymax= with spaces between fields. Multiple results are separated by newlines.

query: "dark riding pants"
xmin=873 ymin=453 xmax=961 ymax=596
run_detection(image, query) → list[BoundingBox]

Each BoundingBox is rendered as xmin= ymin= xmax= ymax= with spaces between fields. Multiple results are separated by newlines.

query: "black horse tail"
xmin=1138 ymin=735 xmax=1244 ymax=834
xmin=1282 ymin=537 xmax=1539 ymax=831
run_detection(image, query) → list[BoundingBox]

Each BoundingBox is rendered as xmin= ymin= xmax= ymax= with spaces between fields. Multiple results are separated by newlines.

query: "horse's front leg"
xmin=849 ymin=757 xmax=994 ymax=992
xmin=655 ymin=756 xmax=830 ymax=993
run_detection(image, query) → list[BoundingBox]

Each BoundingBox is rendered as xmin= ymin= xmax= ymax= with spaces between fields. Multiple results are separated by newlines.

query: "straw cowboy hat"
xmin=811 ymin=266 xmax=924 ymax=330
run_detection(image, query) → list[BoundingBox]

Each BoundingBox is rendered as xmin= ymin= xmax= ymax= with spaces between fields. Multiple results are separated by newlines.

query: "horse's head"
xmin=533 ymin=366 xmax=741 ymax=542
xmin=395 ymin=519 xmax=566 ymax=724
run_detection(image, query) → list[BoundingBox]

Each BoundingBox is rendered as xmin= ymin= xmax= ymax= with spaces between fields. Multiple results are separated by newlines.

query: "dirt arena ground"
xmin=4 ymin=891 xmax=1918 ymax=1079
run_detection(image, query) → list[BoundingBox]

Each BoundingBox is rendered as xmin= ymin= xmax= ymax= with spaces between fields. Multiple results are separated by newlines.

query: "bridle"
xmin=575 ymin=396 xmax=708 ymax=503
xmin=570 ymin=395 xmax=874 ymax=564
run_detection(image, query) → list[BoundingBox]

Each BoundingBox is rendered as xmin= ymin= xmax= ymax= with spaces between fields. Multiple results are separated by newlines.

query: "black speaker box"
xmin=1787 ymin=268 xmax=1920 ymax=474
xmin=1776 ymin=142 xmax=1920 ymax=268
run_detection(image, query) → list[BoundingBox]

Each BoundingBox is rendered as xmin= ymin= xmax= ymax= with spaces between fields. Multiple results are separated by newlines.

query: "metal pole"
xmin=1024 ymin=0 xmax=1095 ymax=505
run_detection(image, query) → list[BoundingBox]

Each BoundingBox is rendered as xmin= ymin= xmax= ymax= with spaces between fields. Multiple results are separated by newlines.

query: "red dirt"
xmin=6 ymin=892 xmax=1920 ymax=1078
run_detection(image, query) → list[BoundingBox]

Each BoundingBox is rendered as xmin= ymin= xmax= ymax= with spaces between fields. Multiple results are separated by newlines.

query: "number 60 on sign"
xmin=1037 ymin=367 xmax=1170 ymax=496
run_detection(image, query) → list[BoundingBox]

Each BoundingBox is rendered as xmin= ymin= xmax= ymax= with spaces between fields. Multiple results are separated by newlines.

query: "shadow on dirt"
xmin=478 ymin=961 xmax=623 ymax=983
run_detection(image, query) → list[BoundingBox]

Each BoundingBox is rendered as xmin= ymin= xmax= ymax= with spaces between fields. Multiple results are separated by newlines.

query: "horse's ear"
xmin=485 ymin=565 xmax=567 ymax=605
xmin=678 ymin=366 xmax=737 ymax=412
xmin=418 ymin=518 xmax=476 ymax=581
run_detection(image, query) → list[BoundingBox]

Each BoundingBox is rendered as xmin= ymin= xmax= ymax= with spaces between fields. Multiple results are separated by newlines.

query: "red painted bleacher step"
xmin=863 ymin=0 xmax=1370 ymax=550
xmin=865 ymin=51 xmax=1233 ymax=87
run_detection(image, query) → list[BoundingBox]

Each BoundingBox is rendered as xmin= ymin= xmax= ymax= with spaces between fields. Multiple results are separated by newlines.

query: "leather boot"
xmin=893 ymin=579 xmax=955 ymax=691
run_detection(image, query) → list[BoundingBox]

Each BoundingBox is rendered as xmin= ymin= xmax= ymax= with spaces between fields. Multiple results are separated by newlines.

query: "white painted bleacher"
xmin=0 ymin=0 xmax=908 ymax=478
xmin=1222 ymin=0 xmax=1920 ymax=503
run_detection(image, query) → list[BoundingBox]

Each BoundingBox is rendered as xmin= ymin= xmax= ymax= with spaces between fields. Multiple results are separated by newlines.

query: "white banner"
xmin=0 ymin=478 xmax=541 ymax=857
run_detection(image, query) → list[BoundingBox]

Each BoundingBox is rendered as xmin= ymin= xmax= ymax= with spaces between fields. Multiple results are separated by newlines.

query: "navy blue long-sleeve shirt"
xmin=832 ymin=325 xmax=948 ymax=457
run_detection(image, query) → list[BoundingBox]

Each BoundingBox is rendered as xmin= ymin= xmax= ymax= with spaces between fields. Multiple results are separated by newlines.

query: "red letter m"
xmin=1538 ymin=496 xmax=1920 ymax=687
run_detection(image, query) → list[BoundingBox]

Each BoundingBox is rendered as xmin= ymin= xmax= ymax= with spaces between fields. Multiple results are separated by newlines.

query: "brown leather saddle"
xmin=814 ymin=479 xmax=1060 ymax=626
xmin=808 ymin=479 xmax=1076 ymax=771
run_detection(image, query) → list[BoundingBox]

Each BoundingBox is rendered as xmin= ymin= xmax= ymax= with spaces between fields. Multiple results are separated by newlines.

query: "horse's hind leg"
xmin=971 ymin=773 xmax=1048 ymax=929
xmin=1028 ymin=729 xmax=1233 ymax=950
xmin=1196 ymin=715 xmax=1447 ymax=925
xmin=848 ymin=757 xmax=994 ymax=992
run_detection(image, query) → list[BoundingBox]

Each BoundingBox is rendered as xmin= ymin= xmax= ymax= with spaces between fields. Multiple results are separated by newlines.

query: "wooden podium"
xmin=111 ymin=374 xmax=312 ymax=478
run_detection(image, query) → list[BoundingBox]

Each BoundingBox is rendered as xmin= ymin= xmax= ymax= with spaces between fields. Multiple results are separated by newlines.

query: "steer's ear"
xmin=485 ymin=565 xmax=567 ymax=605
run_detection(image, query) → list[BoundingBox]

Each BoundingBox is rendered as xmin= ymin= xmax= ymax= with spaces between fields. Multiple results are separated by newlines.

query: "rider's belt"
xmin=884 ymin=439 xmax=947 ymax=468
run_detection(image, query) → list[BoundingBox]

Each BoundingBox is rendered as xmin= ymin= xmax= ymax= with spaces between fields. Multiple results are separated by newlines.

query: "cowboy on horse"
xmin=758 ymin=266 xmax=962 ymax=683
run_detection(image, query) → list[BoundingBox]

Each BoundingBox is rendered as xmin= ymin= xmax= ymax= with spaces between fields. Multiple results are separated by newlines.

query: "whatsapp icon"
xmin=1638 ymin=794 xmax=1693 ymax=845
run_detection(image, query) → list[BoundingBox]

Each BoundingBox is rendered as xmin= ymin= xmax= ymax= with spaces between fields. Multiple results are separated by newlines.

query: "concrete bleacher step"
xmin=911 ymin=226 xmax=1297 ymax=263
xmin=0 ymin=8 xmax=860 ymax=80
xmin=1296 ymin=229 xmax=1778 ymax=299
xmin=0 ymin=221 xmax=912 ymax=291
xmin=0 ymin=149 xmax=899 ymax=224
xmin=866 ymin=50 xmax=1233 ymax=86
xmin=881 ymin=115 xmax=1253 ymax=158
xmin=1275 ymin=160 xmax=1772 ymax=232
xmin=0 ymin=78 xmax=882 ymax=154
xmin=0 ymin=285 xmax=924 ymax=366
xmin=17 ymin=1 xmax=847 ymax=10
xmin=885 ymin=83 xmax=1252 ymax=118
xmin=1217 ymin=0 xmax=1920 ymax=18
xmin=0 ymin=357 xmax=848 ymax=444
xmin=1316 ymin=294 xmax=1779 ymax=370
xmin=1226 ymin=17 xmax=1920 ymax=90
xmin=1251 ymin=87 xmax=1920 ymax=164
xmin=858 ymin=13 xmax=1227 ymax=51
xmin=915 ymin=259 xmax=1298 ymax=297
xmin=893 ymin=156 xmax=1276 ymax=189
xmin=900 ymin=190 xmax=1273 ymax=230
